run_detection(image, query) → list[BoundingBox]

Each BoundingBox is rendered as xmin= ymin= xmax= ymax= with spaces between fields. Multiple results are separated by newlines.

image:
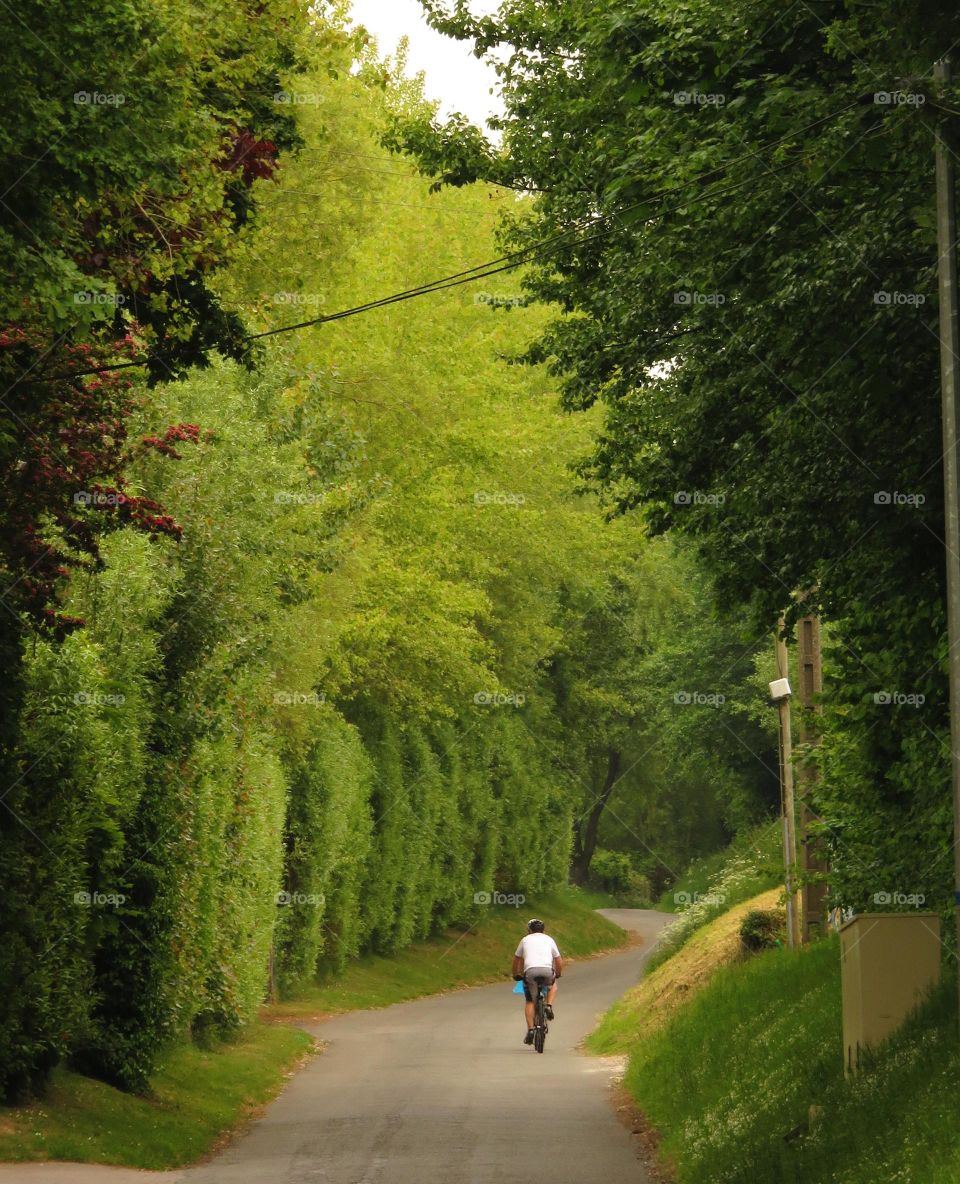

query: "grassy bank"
xmin=656 ymin=820 xmax=783 ymax=911
xmin=611 ymin=933 xmax=960 ymax=1183
xmin=588 ymin=888 xmax=779 ymax=1054
xmin=592 ymin=833 xmax=960 ymax=1181
xmin=269 ymin=886 xmax=626 ymax=1018
xmin=0 ymin=1024 xmax=313 ymax=1169
xmin=648 ymin=820 xmax=782 ymax=970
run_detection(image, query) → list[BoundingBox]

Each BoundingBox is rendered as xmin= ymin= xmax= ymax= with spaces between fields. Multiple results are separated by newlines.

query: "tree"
xmin=389 ymin=0 xmax=960 ymax=921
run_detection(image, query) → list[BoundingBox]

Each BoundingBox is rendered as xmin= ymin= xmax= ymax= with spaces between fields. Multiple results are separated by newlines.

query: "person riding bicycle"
xmin=512 ymin=918 xmax=563 ymax=1045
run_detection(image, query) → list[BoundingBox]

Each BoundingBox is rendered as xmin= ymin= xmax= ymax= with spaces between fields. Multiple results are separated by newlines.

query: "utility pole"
xmin=934 ymin=57 xmax=960 ymax=1024
xmin=773 ymin=616 xmax=801 ymax=949
xmin=796 ymin=611 xmax=828 ymax=942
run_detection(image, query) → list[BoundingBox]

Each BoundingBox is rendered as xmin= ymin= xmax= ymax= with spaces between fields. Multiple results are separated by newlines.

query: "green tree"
xmin=390 ymin=0 xmax=960 ymax=922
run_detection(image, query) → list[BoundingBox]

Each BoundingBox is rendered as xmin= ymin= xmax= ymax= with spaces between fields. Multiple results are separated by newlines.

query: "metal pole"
xmin=775 ymin=616 xmax=801 ymax=949
xmin=797 ymin=612 xmax=828 ymax=942
xmin=934 ymin=57 xmax=960 ymax=1023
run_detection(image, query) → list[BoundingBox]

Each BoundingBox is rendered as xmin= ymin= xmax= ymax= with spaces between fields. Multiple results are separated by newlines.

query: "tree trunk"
xmin=570 ymin=747 xmax=621 ymax=884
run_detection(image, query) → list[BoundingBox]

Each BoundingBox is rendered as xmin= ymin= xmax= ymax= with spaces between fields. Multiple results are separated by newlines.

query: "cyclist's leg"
xmin=521 ymin=974 xmax=537 ymax=1031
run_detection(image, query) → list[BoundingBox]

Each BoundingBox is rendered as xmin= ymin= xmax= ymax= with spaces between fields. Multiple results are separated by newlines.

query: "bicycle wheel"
xmin=534 ymin=1024 xmax=545 ymax=1053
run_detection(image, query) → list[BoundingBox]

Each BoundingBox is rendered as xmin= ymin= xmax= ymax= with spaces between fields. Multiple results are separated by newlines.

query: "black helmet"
xmin=527 ymin=918 xmax=545 ymax=933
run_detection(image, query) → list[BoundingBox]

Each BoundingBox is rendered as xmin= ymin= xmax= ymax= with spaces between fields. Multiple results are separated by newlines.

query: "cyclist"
xmin=512 ymin=918 xmax=563 ymax=1045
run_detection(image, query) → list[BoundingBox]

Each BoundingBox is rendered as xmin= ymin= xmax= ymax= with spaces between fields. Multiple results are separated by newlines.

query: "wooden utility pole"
xmin=774 ymin=616 xmax=801 ymax=949
xmin=796 ymin=612 xmax=828 ymax=942
xmin=934 ymin=57 xmax=960 ymax=1025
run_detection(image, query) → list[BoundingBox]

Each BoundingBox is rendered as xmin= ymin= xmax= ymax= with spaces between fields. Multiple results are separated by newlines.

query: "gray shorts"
xmin=522 ymin=966 xmax=555 ymax=1001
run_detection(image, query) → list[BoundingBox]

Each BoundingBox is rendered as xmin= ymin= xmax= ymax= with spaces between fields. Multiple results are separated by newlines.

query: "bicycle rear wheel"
xmin=534 ymin=992 xmax=548 ymax=1052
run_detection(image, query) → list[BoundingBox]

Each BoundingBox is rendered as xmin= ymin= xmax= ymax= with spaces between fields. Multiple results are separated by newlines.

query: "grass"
xmin=595 ymin=835 xmax=960 ymax=1181
xmin=648 ymin=820 xmax=783 ymax=970
xmin=0 ymin=1024 xmax=313 ymax=1170
xmin=587 ymin=888 xmax=780 ymax=1054
xmin=656 ymin=819 xmax=784 ymax=912
xmin=268 ymin=885 xmax=627 ymax=1018
xmin=618 ymin=936 xmax=960 ymax=1183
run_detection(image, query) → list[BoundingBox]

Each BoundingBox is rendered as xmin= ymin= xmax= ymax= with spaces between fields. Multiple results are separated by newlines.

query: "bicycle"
xmin=531 ymin=975 xmax=550 ymax=1053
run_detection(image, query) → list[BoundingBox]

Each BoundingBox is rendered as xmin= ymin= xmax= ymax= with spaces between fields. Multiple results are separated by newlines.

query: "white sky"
xmin=346 ymin=0 xmax=504 ymax=127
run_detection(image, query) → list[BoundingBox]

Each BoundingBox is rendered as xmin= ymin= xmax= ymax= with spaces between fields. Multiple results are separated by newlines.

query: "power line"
xmin=42 ymin=95 xmax=871 ymax=382
xmin=251 ymin=153 xmax=824 ymax=340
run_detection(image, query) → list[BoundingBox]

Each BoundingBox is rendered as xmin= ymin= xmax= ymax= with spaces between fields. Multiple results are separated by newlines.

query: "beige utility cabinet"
xmin=840 ymin=912 xmax=940 ymax=1075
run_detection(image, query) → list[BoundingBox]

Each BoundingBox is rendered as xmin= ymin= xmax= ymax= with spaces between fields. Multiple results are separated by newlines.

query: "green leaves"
xmin=391 ymin=0 xmax=960 ymax=920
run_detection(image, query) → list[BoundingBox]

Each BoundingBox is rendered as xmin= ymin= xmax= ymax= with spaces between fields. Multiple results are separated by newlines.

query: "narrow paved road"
xmin=4 ymin=910 xmax=672 ymax=1184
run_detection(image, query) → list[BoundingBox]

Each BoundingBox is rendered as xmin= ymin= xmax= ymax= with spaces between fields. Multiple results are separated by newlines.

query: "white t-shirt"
xmin=515 ymin=932 xmax=561 ymax=970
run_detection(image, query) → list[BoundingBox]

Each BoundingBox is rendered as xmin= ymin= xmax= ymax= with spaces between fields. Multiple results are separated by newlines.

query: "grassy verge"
xmin=593 ymin=837 xmax=960 ymax=1181
xmin=269 ymin=885 xmax=627 ymax=1018
xmin=648 ymin=820 xmax=783 ymax=970
xmin=656 ymin=820 xmax=784 ymax=912
xmin=587 ymin=888 xmax=779 ymax=1055
xmin=612 ymin=934 xmax=960 ymax=1183
xmin=0 ymin=1024 xmax=313 ymax=1169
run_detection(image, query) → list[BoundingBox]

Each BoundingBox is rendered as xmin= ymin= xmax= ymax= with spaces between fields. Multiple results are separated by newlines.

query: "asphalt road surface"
xmin=3 ymin=909 xmax=672 ymax=1184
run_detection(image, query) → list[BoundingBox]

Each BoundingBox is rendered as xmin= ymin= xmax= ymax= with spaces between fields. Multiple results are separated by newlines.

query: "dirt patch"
xmin=610 ymin=1082 xmax=677 ymax=1184
xmin=260 ymin=1008 xmax=339 ymax=1025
